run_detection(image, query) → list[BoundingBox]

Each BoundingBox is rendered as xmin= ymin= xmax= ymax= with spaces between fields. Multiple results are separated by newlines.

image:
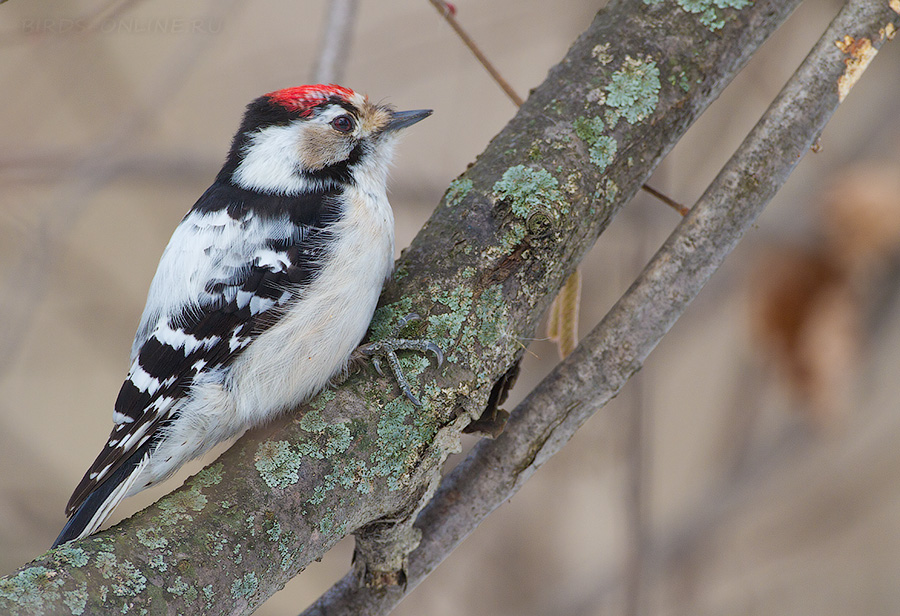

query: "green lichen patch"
xmin=668 ymin=70 xmax=692 ymax=92
xmin=604 ymin=179 xmax=620 ymax=204
xmin=50 ymin=544 xmax=89 ymax=569
xmin=492 ymin=165 xmax=569 ymax=253
xmin=94 ymin=552 xmax=146 ymax=598
xmin=398 ymin=354 xmax=431 ymax=385
xmin=265 ymin=519 xmax=282 ymax=542
xmin=592 ymin=137 xmax=617 ymax=169
xmin=318 ymin=516 xmax=335 ymax=535
xmin=254 ymin=440 xmax=303 ymax=489
xmin=643 ymin=0 xmax=751 ymax=30
xmin=256 ymin=411 xmax=368 ymax=510
xmin=574 ymin=115 xmax=603 ymax=142
xmin=297 ymin=410 xmax=352 ymax=460
xmin=298 ymin=409 xmax=328 ymax=433
xmin=263 ymin=512 xmax=297 ymax=571
xmin=304 ymin=462 xmax=357 ymax=503
xmin=159 ymin=486 xmax=207 ymax=516
xmin=428 ymin=286 xmax=474 ymax=363
xmin=368 ymin=297 xmax=415 ymax=341
xmin=230 ymin=572 xmax=258 ymax=600
xmin=563 ymin=172 xmax=582 ymax=196
xmin=202 ymin=585 xmax=215 ymax=609
xmin=153 ymin=474 xmax=214 ymax=530
xmin=0 ymin=566 xmax=65 ymax=614
xmin=307 ymin=389 xmax=336 ymax=413
xmin=573 ymin=116 xmax=618 ymax=170
xmin=62 ymin=584 xmax=88 ymax=615
xmin=370 ymin=397 xmax=439 ymax=489
xmin=166 ymin=576 xmax=198 ymax=602
xmin=604 ymin=56 xmax=661 ymax=125
xmin=205 ymin=530 xmax=228 ymax=556
xmin=493 ymin=165 xmax=566 ymax=219
xmin=275 ymin=528 xmax=299 ymax=571
xmin=475 ymin=286 xmax=509 ymax=348
xmin=148 ymin=553 xmax=168 ymax=572
xmin=136 ymin=527 xmax=168 ymax=551
xmin=193 ymin=463 xmax=224 ymax=488
xmin=289 ymin=432 xmax=377 ymax=504
xmin=445 ymin=177 xmax=474 ymax=206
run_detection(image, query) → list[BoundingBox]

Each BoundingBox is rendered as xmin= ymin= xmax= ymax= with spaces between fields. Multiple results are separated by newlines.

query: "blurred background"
xmin=2 ymin=1 xmax=900 ymax=614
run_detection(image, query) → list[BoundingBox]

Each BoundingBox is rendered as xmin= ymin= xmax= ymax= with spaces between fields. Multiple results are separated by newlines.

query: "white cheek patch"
xmin=232 ymin=124 xmax=311 ymax=195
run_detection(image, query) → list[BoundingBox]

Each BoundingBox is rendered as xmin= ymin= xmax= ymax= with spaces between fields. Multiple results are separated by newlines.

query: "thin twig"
xmin=311 ymin=0 xmax=360 ymax=84
xmin=640 ymin=182 xmax=690 ymax=216
xmin=427 ymin=0 xmax=523 ymax=107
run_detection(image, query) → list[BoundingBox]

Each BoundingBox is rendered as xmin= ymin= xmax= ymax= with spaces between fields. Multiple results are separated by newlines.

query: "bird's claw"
xmin=371 ymin=355 xmax=385 ymax=377
xmin=358 ymin=314 xmax=444 ymax=406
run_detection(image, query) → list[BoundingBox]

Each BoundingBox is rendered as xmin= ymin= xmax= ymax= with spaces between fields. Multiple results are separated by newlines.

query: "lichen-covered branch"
xmin=299 ymin=1 xmax=900 ymax=613
xmin=0 ymin=0 xmax=853 ymax=613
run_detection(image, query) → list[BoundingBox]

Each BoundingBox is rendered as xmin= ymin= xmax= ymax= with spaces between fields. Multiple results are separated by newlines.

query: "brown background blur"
xmin=2 ymin=1 xmax=900 ymax=614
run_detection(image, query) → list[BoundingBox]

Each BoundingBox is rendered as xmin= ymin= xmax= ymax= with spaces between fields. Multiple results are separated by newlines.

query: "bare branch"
xmin=301 ymin=0 xmax=900 ymax=612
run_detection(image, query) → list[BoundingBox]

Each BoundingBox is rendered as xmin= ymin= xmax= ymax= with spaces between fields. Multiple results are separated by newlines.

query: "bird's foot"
xmin=355 ymin=313 xmax=443 ymax=407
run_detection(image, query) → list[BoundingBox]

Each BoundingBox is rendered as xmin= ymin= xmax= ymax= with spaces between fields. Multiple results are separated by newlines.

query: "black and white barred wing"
xmin=63 ymin=204 xmax=326 ymax=518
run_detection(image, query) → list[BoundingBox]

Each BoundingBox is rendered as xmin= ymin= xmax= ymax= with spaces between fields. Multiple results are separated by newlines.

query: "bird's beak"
xmin=383 ymin=109 xmax=433 ymax=132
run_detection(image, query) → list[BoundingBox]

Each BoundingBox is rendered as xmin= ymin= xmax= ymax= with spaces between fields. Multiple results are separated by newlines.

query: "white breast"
xmin=226 ymin=183 xmax=395 ymax=425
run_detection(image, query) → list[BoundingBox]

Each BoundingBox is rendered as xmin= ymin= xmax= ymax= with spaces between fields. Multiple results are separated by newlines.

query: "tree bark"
xmin=4 ymin=1 xmax=896 ymax=615
xmin=302 ymin=2 xmax=900 ymax=613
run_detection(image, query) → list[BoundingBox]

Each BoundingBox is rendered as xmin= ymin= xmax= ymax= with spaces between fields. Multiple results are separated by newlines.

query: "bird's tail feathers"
xmin=51 ymin=447 xmax=150 ymax=548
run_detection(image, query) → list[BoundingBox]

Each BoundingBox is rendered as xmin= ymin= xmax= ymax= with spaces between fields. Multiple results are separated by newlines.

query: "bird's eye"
xmin=331 ymin=114 xmax=355 ymax=134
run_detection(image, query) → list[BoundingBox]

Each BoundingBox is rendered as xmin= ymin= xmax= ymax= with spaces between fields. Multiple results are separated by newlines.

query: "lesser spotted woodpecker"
xmin=52 ymin=85 xmax=434 ymax=547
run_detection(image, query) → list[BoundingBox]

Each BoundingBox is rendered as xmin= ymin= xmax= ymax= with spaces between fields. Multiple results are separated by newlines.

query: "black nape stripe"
xmin=190 ymin=181 xmax=344 ymax=229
